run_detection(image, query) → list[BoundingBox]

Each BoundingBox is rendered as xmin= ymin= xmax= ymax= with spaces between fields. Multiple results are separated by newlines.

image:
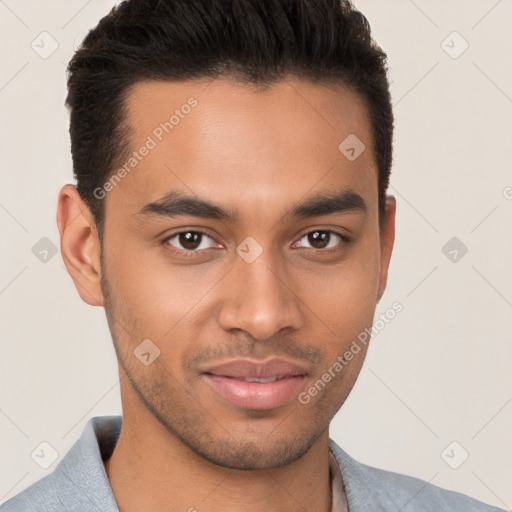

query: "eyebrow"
xmin=135 ymin=188 xmax=367 ymax=223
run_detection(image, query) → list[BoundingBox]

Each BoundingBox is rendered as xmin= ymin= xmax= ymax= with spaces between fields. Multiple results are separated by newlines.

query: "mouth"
xmin=227 ymin=375 xmax=290 ymax=383
xmin=200 ymin=359 xmax=308 ymax=410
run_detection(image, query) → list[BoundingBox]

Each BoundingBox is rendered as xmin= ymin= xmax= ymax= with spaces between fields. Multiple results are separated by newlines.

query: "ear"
xmin=376 ymin=194 xmax=396 ymax=303
xmin=57 ymin=184 xmax=105 ymax=307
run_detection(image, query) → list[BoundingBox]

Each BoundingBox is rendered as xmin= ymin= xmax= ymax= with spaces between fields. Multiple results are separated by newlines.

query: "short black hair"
xmin=66 ymin=0 xmax=393 ymax=240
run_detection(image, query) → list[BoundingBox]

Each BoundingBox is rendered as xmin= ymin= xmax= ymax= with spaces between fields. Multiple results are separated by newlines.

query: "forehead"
xmin=107 ymin=77 xmax=377 ymax=225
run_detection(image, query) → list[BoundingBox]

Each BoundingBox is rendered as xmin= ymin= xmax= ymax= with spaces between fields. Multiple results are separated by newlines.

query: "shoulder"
xmin=329 ymin=439 xmax=506 ymax=512
xmin=1 ymin=416 xmax=121 ymax=512
xmin=0 ymin=470 xmax=74 ymax=512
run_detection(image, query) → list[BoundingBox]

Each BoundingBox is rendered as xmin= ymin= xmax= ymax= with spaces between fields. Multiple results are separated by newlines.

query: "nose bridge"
xmin=218 ymin=245 xmax=303 ymax=339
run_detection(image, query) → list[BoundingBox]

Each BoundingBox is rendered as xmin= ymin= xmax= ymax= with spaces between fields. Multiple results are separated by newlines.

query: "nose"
xmin=217 ymin=250 xmax=304 ymax=340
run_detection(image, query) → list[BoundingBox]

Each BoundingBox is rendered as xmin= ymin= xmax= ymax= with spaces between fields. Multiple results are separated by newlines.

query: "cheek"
xmin=294 ymin=240 xmax=381 ymax=381
xmin=299 ymin=239 xmax=381 ymax=322
xmin=106 ymin=237 xmax=216 ymax=328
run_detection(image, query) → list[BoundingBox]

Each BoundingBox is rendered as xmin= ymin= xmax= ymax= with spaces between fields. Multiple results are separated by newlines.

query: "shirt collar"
xmin=329 ymin=448 xmax=349 ymax=512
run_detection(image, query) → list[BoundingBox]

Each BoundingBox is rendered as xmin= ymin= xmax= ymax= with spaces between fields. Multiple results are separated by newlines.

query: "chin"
xmin=181 ymin=428 xmax=322 ymax=470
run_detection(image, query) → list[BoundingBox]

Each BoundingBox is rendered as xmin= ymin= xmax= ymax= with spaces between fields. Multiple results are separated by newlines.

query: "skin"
xmin=57 ymin=76 xmax=396 ymax=512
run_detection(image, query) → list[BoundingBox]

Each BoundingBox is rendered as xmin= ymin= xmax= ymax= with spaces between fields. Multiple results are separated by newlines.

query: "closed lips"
xmin=201 ymin=359 xmax=308 ymax=409
xmin=200 ymin=359 xmax=308 ymax=379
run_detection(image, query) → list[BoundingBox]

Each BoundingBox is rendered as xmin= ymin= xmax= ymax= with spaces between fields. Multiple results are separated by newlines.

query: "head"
xmin=58 ymin=0 xmax=396 ymax=470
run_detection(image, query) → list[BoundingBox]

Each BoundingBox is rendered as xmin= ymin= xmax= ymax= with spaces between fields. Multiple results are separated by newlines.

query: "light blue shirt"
xmin=0 ymin=416 xmax=505 ymax=511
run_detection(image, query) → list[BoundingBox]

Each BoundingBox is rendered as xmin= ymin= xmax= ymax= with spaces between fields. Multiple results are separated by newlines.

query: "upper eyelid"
xmin=162 ymin=229 xmax=215 ymax=243
xmin=163 ymin=228 xmax=348 ymax=250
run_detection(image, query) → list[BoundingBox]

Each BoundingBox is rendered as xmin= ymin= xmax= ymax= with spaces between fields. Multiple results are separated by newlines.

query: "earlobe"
xmin=377 ymin=194 xmax=396 ymax=303
xmin=57 ymin=184 xmax=105 ymax=307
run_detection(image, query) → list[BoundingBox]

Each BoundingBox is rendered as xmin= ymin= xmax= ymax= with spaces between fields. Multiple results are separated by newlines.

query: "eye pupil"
xmin=180 ymin=232 xmax=202 ymax=250
xmin=171 ymin=230 xmax=339 ymax=253
xmin=308 ymin=231 xmax=330 ymax=249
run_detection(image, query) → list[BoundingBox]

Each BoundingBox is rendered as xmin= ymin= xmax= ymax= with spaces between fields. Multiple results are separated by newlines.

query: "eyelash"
xmin=161 ymin=229 xmax=351 ymax=258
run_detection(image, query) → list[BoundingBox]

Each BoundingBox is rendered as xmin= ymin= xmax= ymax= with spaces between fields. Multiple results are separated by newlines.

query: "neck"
xmin=104 ymin=391 xmax=333 ymax=512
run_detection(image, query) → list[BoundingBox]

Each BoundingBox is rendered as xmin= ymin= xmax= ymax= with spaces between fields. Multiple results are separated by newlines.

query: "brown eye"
xmin=298 ymin=230 xmax=343 ymax=250
xmin=165 ymin=231 xmax=215 ymax=252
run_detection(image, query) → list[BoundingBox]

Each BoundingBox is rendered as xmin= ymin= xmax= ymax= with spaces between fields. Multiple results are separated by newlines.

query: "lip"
xmin=201 ymin=359 xmax=308 ymax=410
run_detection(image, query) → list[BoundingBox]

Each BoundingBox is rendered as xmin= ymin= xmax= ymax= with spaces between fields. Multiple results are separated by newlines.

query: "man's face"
xmin=98 ymin=77 xmax=394 ymax=469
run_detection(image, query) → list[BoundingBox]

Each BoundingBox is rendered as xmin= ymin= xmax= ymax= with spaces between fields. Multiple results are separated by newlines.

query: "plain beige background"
xmin=1 ymin=0 xmax=511 ymax=508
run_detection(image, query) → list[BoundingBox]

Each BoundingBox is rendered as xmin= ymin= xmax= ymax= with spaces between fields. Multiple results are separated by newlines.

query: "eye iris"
xmin=175 ymin=231 xmax=335 ymax=251
xmin=180 ymin=232 xmax=202 ymax=250
xmin=308 ymin=231 xmax=330 ymax=249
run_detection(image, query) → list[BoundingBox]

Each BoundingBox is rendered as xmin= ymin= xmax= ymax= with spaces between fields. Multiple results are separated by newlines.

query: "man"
xmin=1 ymin=0 xmax=505 ymax=511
